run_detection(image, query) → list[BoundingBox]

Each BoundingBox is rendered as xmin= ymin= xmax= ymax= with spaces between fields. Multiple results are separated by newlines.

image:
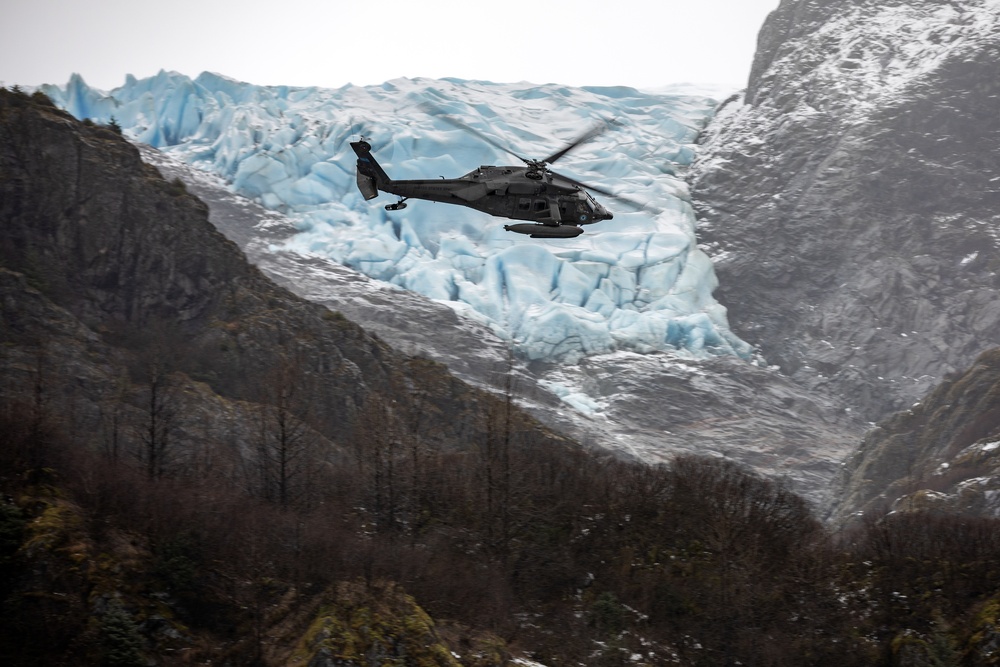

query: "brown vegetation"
xmin=7 ymin=379 xmax=1000 ymax=666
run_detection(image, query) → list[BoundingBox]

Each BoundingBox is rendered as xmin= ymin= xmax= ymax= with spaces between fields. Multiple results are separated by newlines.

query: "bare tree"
xmin=254 ymin=354 xmax=318 ymax=510
xmin=476 ymin=350 xmax=519 ymax=562
xmin=127 ymin=318 xmax=188 ymax=481
xmin=136 ymin=359 xmax=179 ymax=481
xmin=99 ymin=371 xmax=131 ymax=465
xmin=353 ymin=393 xmax=404 ymax=534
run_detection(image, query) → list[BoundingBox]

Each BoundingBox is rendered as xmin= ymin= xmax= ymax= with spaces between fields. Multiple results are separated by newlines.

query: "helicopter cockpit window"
xmin=518 ymin=198 xmax=531 ymax=211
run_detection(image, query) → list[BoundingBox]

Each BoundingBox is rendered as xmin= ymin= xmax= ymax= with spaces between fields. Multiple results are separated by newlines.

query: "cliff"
xmin=691 ymin=0 xmax=1000 ymax=421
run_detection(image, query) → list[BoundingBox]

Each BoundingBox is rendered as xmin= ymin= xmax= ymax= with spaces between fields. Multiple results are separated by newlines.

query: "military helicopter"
xmin=350 ymin=113 xmax=636 ymax=239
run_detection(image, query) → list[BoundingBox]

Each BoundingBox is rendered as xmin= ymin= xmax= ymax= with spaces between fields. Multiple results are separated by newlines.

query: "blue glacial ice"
xmin=41 ymin=71 xmax=751 ymax=363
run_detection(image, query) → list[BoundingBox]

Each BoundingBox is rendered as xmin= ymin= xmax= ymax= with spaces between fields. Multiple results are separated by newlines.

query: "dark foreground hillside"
xmin=5 ymin=88 xmax=1000 ymax=666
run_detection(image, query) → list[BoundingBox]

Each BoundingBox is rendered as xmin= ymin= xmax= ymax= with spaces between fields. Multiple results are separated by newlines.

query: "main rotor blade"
xmin=552 ymin=169 xmax=663 ymax=214
xmin=541 ymin=120 xmax=614 ymax=166
xmin=421 ymin=103 xmax=531 ymax=164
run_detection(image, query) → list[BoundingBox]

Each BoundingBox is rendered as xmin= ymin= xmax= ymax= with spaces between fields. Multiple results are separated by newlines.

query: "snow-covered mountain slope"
xmin=691 ymin=0 xmax=1000 ymax=421
xmin=42 ymin=72 xmax=751 ymax=364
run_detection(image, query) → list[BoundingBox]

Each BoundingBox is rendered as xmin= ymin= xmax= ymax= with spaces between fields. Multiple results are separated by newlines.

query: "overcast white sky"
xmin=1 ymin=0 xmax=779 ymax=91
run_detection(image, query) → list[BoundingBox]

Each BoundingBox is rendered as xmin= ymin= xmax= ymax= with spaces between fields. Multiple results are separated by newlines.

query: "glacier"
xmin=40 ymin=71 xmax=751 ymax=363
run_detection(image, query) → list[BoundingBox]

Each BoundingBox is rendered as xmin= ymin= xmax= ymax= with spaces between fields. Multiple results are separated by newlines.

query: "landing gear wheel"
xmin=385 ymin=202 xmax=408 ymax=211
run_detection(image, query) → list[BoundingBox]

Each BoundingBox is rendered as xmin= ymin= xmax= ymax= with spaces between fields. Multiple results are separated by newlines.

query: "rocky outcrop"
xmin=691 ymin=0 xmax=1000 ymax=421
xmin=296 ymin=581 xmax=464 ymax=667
xmin=831 ymin=347 xmax=1000 ymax=521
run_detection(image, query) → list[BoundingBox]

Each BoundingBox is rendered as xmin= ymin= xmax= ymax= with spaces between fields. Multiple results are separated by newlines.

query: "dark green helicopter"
xmin=351 ymin=113 xmax=636 ymax=238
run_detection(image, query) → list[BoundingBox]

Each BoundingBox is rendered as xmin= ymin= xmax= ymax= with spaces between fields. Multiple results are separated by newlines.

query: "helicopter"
xmin=350 ymin=113 xmax=635 ymax=239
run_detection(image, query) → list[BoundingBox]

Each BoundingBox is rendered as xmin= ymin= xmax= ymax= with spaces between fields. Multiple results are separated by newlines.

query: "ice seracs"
xmin=41 ymin=72 xmax=750 ymax=363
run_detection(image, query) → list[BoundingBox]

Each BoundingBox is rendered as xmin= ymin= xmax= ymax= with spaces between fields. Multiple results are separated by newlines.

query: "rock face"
xmin=690 ymin=0 xmax=1000 ymax=422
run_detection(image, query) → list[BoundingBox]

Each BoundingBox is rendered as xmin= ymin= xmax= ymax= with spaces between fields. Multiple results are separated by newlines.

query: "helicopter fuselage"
xmin=351 ymin=140 xmax=612 ymax=237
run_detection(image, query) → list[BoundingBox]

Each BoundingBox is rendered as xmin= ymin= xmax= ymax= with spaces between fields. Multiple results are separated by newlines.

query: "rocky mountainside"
xmin=688 ymin=0 xmax=1000 ymax=520
xmin=0 ymin=88 xmax=567 ymax=477
xmin=691 ymin=0 xmax=1000 ymax=422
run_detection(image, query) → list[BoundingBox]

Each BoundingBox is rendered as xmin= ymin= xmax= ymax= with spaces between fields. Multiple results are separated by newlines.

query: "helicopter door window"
xmin=533 ymin=200 xmax=547 ymax=212
xmin=518 ymin=198 xmax=531 ymax=211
